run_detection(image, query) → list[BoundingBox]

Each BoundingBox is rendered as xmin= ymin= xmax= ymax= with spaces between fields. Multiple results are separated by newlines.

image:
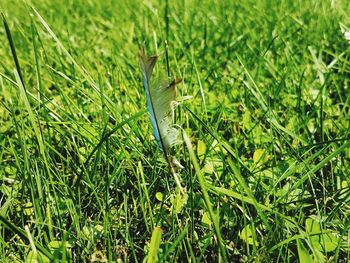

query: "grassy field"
xmin=1 ymin=0 xmax=350 ymax=262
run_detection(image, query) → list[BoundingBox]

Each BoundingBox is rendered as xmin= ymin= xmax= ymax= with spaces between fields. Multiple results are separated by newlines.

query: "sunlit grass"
xmin=1 ymin=0 xmax=350 ymax=262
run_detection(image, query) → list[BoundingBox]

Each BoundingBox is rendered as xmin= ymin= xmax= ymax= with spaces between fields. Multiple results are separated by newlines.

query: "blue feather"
xmin=140 ymin=47 xmax=185 ymax=192
xmin=140 ymin=47 xmax=180 ymax=153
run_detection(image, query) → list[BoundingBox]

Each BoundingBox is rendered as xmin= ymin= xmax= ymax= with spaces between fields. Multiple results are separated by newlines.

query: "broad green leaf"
xmin=321 ymin=233 xmax=338 ymax=252
xmin=170 ymin=193 xmax=188 ymax=214
xmin=48 ymin=241 xmax=62 ymax=249
xmin=95 ymin=224 xmax=104 ymax=233
xmin=242 ymin=110 xmax=252 ymax=129
xmin=253 ymin=149 xmax=265 ymax=164
xmin=197 ymin=140 xmax=206 ymax=159
xmin=297 ymin=240 xmax=313 ymax=263
xmin=306 ymin=218 xmax=321 ymax=234
xmin=240 ymin=224 xmax=258 ymax=246
xmin=202 ymin=161 xmax=214 ymax=174
xmin=201 ymin=211 xmax=212 ymax=226
xmin=27 ymin=251 xmax=50 ymax=263
xmin=305 ymin=218 xmax=338 ymax=253
xmin=24 ymin=202 xmax=34 ymax=216
xmin=155 ymin=192 xmax=163 ymax=201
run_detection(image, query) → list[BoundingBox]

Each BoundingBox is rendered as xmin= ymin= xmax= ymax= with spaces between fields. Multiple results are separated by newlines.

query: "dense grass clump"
xmin=1 ymin=0 xmax=350 ymax=262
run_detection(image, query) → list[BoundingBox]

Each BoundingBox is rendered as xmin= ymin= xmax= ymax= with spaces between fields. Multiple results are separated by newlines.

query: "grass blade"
xmin=183 ymin=131 xmax=228 ymax=262
xmin=0 ymin=215 xmax=53 ymax=260
xmin=1 ymin=12 xmax=25 ymax=88
xmin=147 ymin=226 xmax=162 ymax=263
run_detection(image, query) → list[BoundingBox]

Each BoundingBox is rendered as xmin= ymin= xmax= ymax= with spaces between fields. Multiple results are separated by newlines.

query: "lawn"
xmin=1 ymin=0 xmax=350 ymax=262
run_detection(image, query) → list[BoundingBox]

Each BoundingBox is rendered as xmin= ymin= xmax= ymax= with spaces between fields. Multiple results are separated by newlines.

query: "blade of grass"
xmin=31 ymin=6 xmax=114 ymax=106
xmin=0 ymin=215 xmax=53 ymax=260
xmin=237 ymin=55 xmax=306 ymax=144
xmin=184 ymin=104 xmax=251 ymax=174
xmin=1 ymin=13 xmax=25 ymax=88
xmin=207 ymin=184 xmax=301 ymax=229
xmin=226 ymin=157 xmax=269 ymax=227
xmin=73 ymin=109 xmax=147 ymax=186
xmin=147 ymin=226 xmax=162 ymax=263
xmin=183 ymin=131 xmax=227 ymax=262
xmin=277 ymin=141 xmax=350 ymax=203
xmin=159 ymin=224 xmax=188 ymax=261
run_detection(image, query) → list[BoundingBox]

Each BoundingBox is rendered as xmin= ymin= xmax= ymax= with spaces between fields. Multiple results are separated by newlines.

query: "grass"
xmin=1 ymin=0 xmax=350 ymax=262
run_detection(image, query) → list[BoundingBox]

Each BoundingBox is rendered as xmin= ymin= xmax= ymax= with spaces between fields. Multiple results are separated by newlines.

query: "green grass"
xmin=1 ymin=0 xmax=350 ymax=262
